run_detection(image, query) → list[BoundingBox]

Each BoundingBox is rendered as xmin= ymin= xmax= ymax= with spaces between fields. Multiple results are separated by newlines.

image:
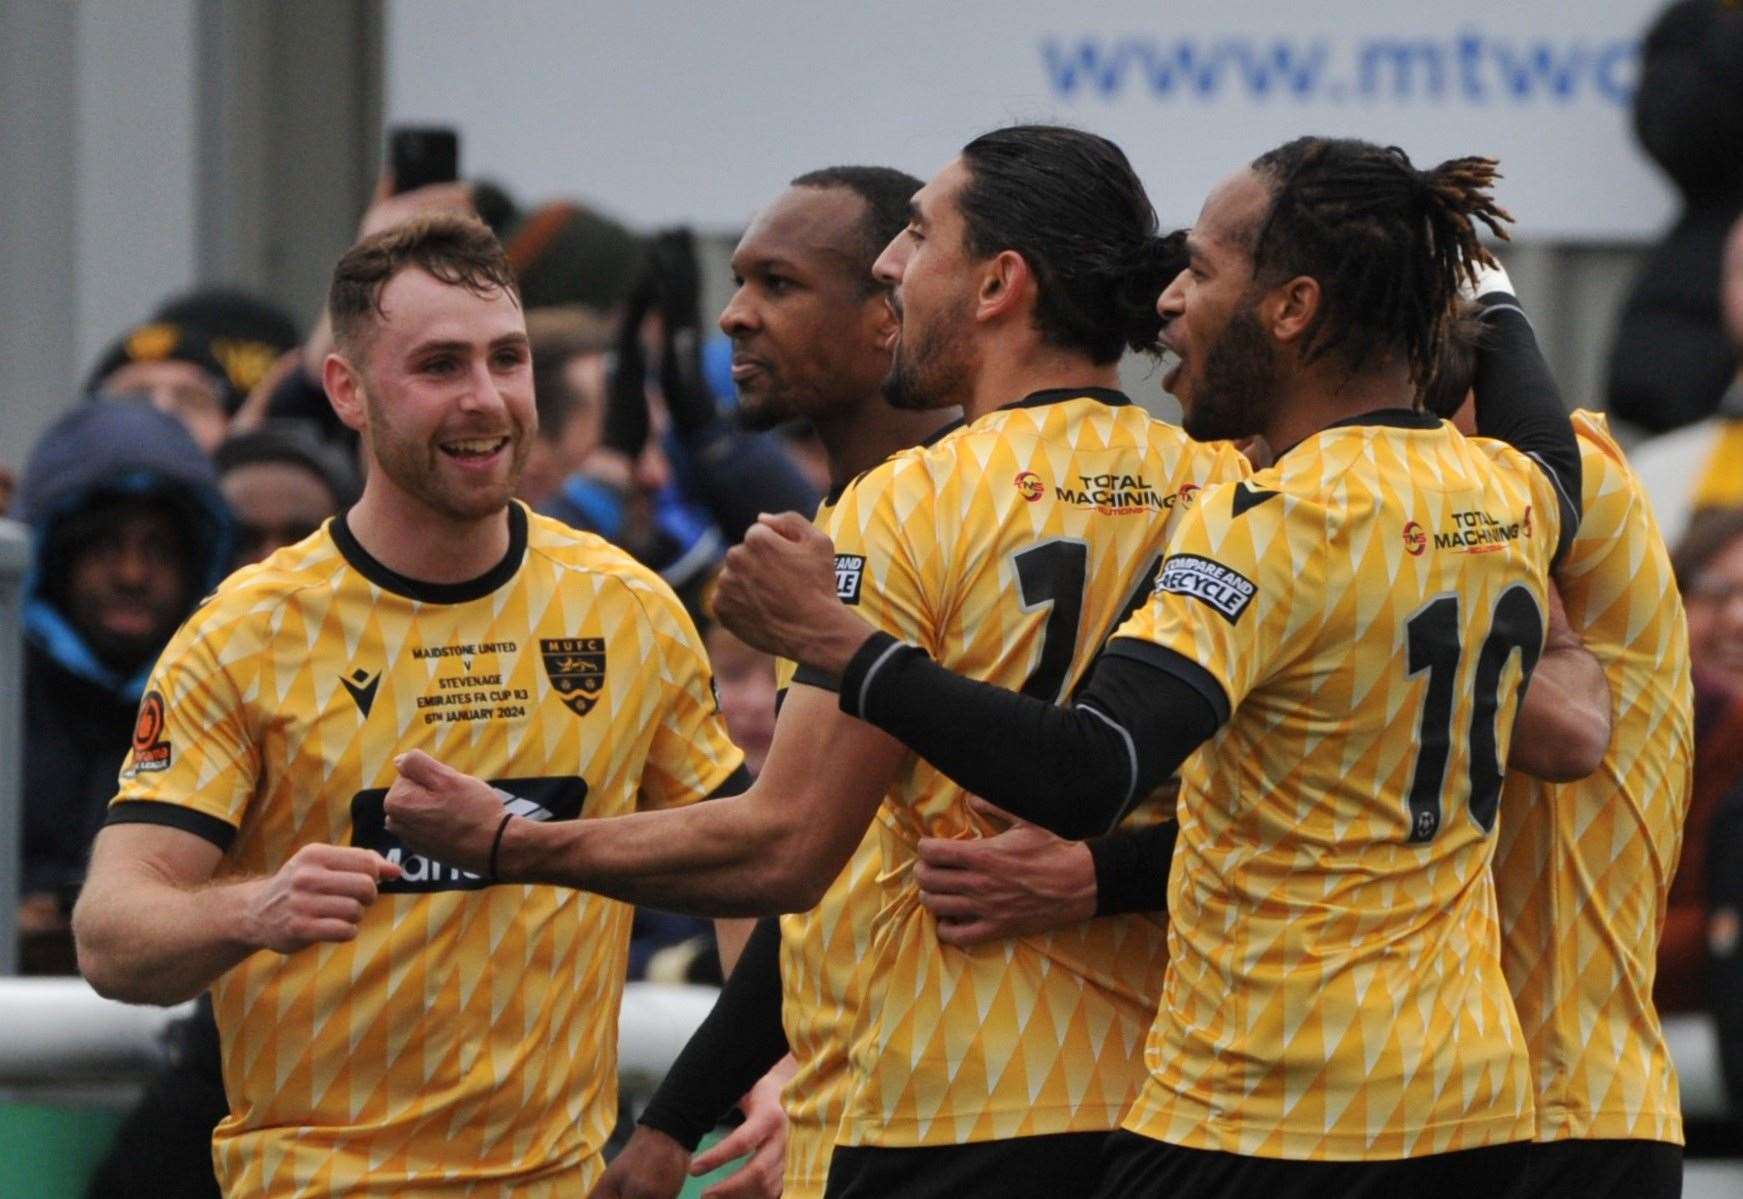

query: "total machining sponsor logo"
xmin=1431 ymin=507 xmax=1531 ymax=554
xmin=1054 ymin=473 xmax=1191 ymax=515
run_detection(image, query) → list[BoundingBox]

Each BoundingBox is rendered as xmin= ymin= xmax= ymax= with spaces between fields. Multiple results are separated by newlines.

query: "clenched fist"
xmin=714 ymin=512 xmax=876 ymax=678
xmin=245 ymin=843 xmax=401 ymax=953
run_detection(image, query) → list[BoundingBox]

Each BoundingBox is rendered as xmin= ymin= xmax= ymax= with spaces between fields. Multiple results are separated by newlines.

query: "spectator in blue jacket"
xmin=14 ymin=400 xmax=231 ymax=968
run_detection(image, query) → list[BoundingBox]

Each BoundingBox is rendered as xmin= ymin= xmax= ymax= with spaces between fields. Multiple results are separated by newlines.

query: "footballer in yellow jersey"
xmin=1112 ymin=413 xmax=1558 ymax=1159
xmin=106 ymin=505 xmax=742 ymax=1196
xmin=75 ymin=215 xmax=746 ymax=1199
xmin=814 ymin=392 xmax=1245 ymax=1155
xmin=383 ymin=129 xmax=1247 ymax=1199
xmin=1491 ymin=410 xmax=1691 ymax=1192
xmin=726 ymin=141 xmax=1606 ymax=1197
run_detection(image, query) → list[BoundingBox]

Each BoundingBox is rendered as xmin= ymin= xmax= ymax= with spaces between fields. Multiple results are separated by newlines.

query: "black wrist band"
xmin=488 ymin=813 xmax=515 ymax=881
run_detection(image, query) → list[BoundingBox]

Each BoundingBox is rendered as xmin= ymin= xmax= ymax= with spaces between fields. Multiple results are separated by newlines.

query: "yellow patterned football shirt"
xmin=111 ymin=503 xmax=743 ymax=1198
xmin=1492 ymin=410 xmax=1691 ymax=1145
xmin=812 ymin=388 xmax=1249 ymax=1148
xmin=1116 ymin=412 xmax=1563 ymax=1160
xmin=772 ymin=487 xmax=884 ymax=1198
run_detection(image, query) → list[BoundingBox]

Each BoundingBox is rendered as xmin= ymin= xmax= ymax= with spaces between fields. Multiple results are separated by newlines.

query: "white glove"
xmin=1461 ymin=255 xmax=1515 ymax=303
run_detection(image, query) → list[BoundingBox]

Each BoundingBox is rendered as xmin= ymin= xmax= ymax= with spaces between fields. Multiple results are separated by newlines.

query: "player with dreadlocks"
xmin=710 ymin=136 xmax=1611 ymax=1197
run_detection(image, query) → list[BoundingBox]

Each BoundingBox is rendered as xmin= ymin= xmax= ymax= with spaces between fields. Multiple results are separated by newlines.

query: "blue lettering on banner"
xmin=1039 ymin=29 xmax=1638 ymax=107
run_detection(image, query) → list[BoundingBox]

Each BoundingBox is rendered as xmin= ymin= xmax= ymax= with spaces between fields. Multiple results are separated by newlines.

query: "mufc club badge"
xmin=540 ymin=637 xmax=607 ymax=717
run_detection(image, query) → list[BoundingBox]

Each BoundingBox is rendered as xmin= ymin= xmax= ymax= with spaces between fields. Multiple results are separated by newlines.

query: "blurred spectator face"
xmin=221 ymin=460 xmax=340 ymax=567
xmin=348 ymin=268 xmax=535 ymax=522
xmin=720 ymin=185 xmax=900 ymax=430
xmin=1724 ymin=214 xmax=1743 ymax=351
xmin=101 ymin=359 xmax=230 ymax=454
xmin=65 ymin=501 xmax=192 ymax=671
xmin=703 ymin=622 xmax=777 ymax=776
xmin=1686 ymin=528 xmax=1743 ymax=696
xmin=521 ymin=349 xmax=606 ymax=507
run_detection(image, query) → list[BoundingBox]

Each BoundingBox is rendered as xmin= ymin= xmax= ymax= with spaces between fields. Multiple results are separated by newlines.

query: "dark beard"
xmin=882 ymin=299 xmax=973 ymax=411
xmin=1183 ymin=302 xmax=1277 ymax=442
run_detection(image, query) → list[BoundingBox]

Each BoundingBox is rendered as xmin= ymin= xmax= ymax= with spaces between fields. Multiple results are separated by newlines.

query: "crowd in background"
xmin=4 ymin=1 xmax=1743 ymax=1191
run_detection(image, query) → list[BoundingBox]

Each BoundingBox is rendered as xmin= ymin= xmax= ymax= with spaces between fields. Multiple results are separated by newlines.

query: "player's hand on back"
xmin=589 ymin=1125 xmax=694 ymax=1199
xmin=246 ymin=843 xmax=401 ymax=954
xmin=688 ymin=1055 xmax=793 ymax=1199
xmin=384 ymin=750 xmax=506 ymax=875
xmin=916 ymin=797 xmax=1098 ymax=947
xmin=715 ymin=512 xmax=875 ymax=678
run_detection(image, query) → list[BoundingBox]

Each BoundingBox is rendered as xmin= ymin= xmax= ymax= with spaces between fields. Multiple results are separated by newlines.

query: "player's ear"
xmin=1265 ymin=275 xmax=1320 ymax=347
xmin=324 ymin=351 xmax=370 ymax=435
xmin=976 ymin=249 xmax=1029 ymax=324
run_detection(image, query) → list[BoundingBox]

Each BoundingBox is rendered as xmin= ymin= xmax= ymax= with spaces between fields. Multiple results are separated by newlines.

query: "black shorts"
xmin=823 ymin=1131 xmax=1110 ymax=1199
xmin=1522 ymin=1138 xmax=1681 ymax=1199
xmin=1095 ymin=1130 xmax=1534 ymax=1199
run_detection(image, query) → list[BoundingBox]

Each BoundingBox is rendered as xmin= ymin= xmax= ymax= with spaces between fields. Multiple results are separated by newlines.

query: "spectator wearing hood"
xmin=14 ymin=401 xmax=231 ymax=967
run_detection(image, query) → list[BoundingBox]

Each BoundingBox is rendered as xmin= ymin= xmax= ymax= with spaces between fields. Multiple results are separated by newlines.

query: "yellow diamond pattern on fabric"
xmin=815 ymin=395 xmax=1249 ymax=1150
xmin=771 ymin=488 xmax=890 ymax=1198
xmin=1493 ymin=411 xmax=1691 ymax=1146
xmin=1118 ymin=420 xmax=1561 ymax=1160
xmin=113 ymin=506 xmax=743 ymax=1198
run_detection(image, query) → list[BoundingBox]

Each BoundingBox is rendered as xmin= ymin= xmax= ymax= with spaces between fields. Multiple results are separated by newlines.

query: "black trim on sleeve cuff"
xmin=791 ymin=662 xmax=841 ymax=694
xmin=837 ymin=631 xmax=910 ymax=719
xmin=706 ymin=764 xmax=754 ymax=801
xmin=1103 ymin=638 xmax=1231 ymax=727
xmin=104 ymin=800 xmax=237 ymax=852
xmin=1088 ymin=820 xmax=1178 ymax=917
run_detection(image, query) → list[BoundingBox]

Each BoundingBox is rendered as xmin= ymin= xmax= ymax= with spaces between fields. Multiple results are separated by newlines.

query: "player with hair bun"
xmin=718 ymin=137 xmax=1613 ymax=1197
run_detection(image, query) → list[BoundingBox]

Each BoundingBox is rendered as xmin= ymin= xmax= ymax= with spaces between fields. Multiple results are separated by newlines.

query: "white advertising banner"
xmin=386 ymin=0 xmax=1675 ymax=242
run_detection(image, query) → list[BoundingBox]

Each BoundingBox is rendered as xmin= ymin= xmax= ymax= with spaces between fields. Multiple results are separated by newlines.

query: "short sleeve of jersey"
xmin=111 ymin=605 xmax=260 ymax=841
xmin=794 ymin=459 xmax=940 ymax=692
xmin=1108 ymin=480 xmax=1310 ymax=724
xmin=634 ymin=577 xmax=746 ymax=811
xmin=1562 ymin=411 xmax=1634 ymax=580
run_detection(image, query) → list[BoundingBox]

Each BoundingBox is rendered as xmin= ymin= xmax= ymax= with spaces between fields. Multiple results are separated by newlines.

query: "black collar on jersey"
xmin=332 ymin=501 xmax=528 ymax=604
xmin=823 ymin=414 xmax=968 ymax=507
xmin=1274 ymin=406 xmax=1441 ymax=461
xmin=999 ymin=386 xmax=1132 ymax=412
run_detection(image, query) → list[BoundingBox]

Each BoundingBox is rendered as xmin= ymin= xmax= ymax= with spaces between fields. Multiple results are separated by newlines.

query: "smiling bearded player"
xmin=73 ymin=214 xmax=750 ymax=1198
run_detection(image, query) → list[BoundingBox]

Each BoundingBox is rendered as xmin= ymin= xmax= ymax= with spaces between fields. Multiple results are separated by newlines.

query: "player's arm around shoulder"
xmin=1507 ymin=582 xmax=1611 ymax=783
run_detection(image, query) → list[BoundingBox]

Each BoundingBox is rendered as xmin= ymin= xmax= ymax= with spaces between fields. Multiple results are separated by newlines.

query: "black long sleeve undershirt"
xmin=815 ymin=294 xmax=1573 ymax=894
xmin=836 ymin=634 xmax=1219 ymax=841
xmin=1089 ymin=819 xmax=1179 ymax=916
xmin=637 ymin=916 xmax=790 ymax=1150
xmin=1470 ymin=293 xmax=1582 ymax=567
